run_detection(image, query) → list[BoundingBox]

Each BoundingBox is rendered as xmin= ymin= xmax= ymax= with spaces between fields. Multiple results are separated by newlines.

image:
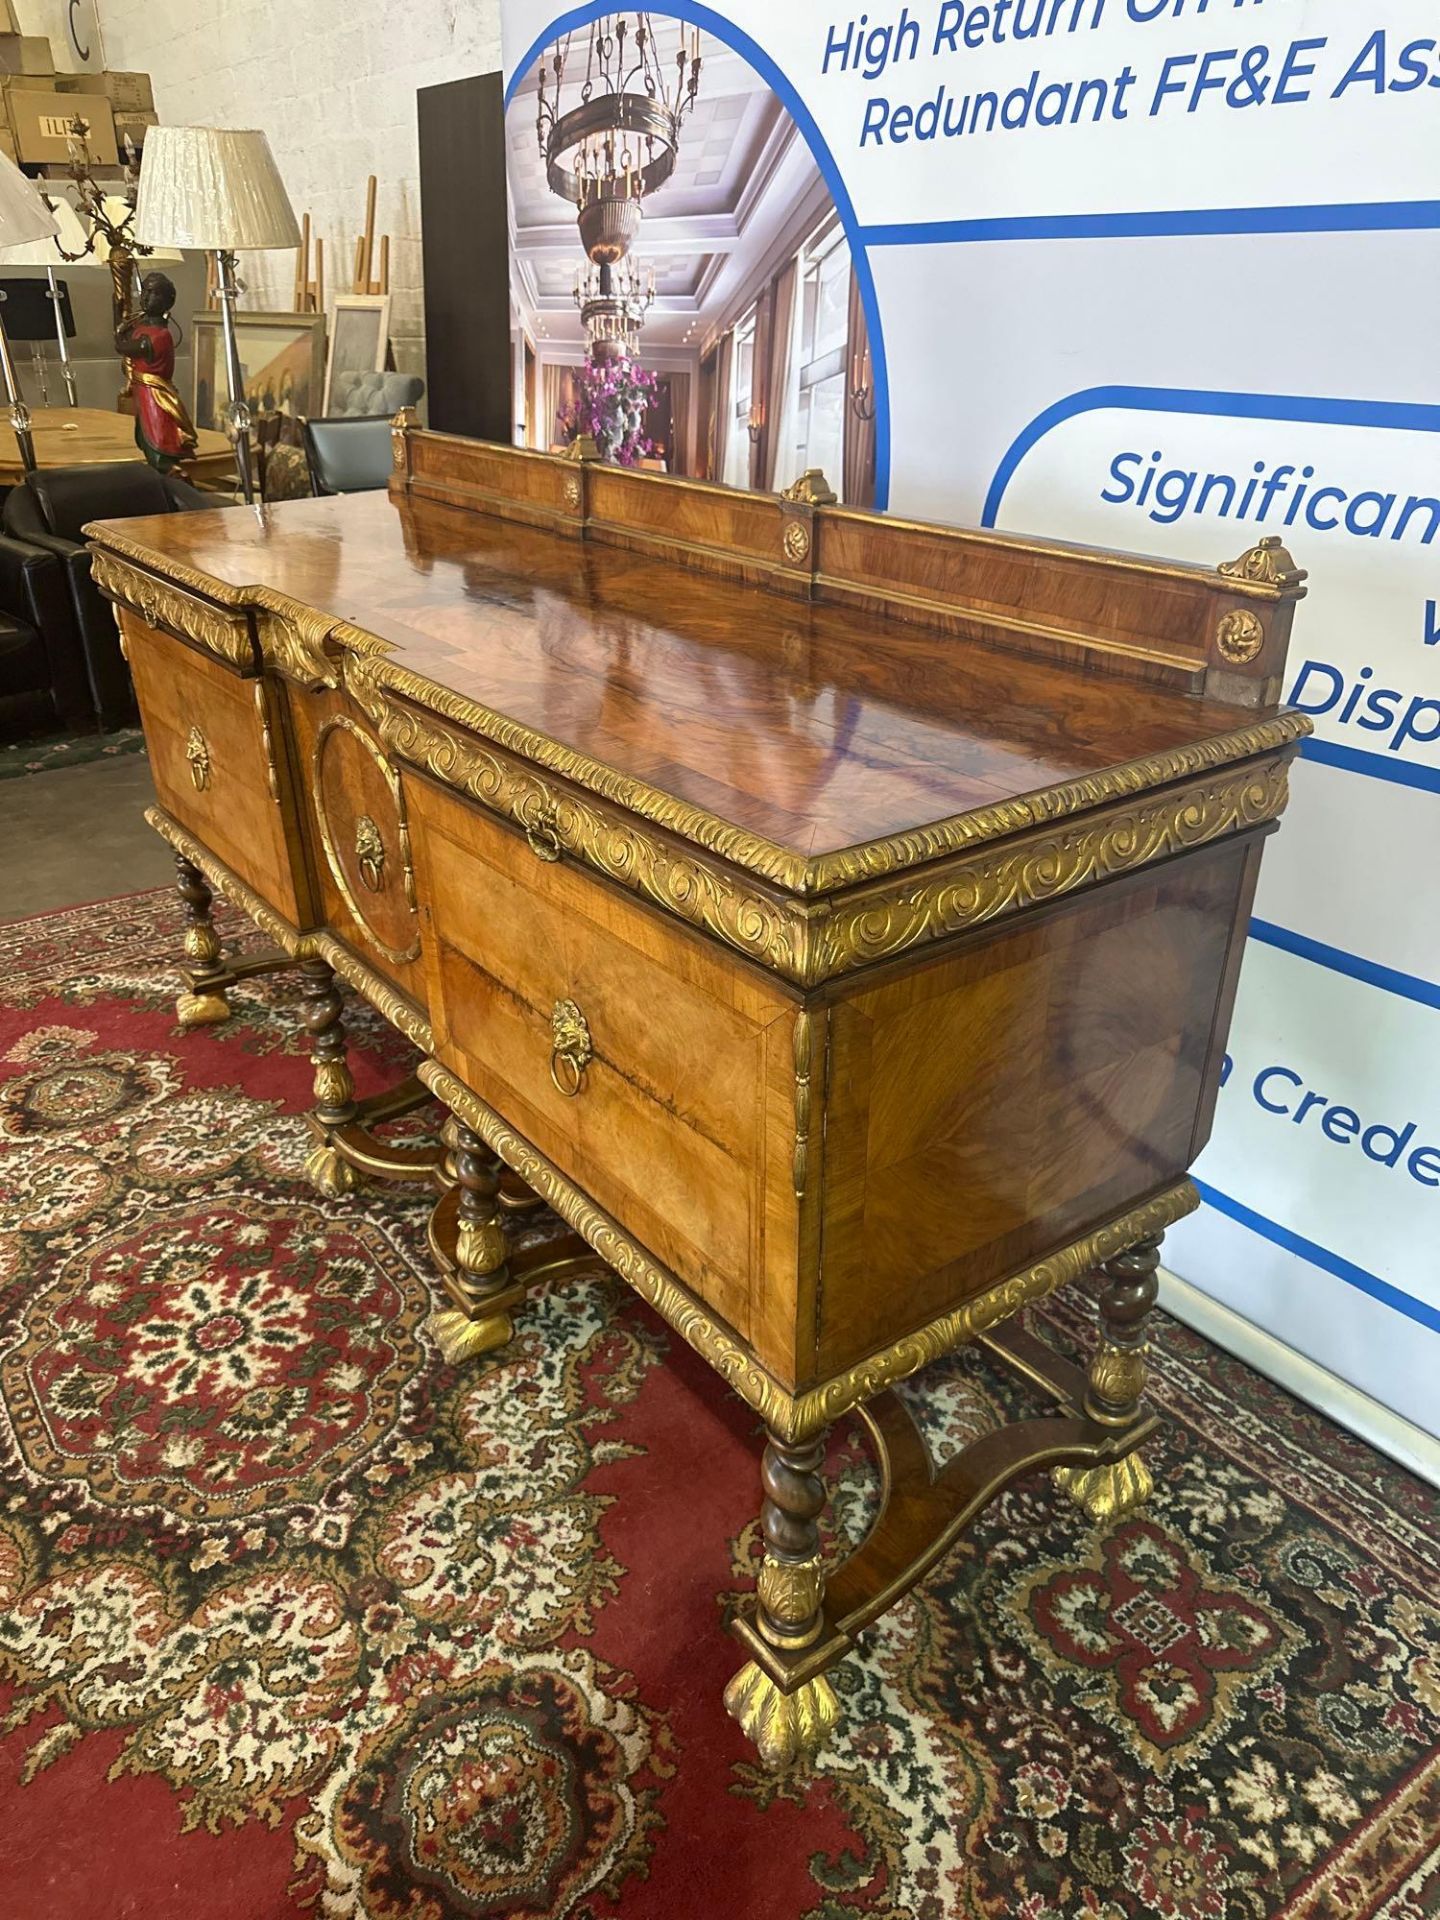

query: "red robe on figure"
xmin=120 ymin=319 xmax=198 ymax=472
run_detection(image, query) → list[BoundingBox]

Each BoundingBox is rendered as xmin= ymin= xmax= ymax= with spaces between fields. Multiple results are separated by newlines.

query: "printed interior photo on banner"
xmin=508 ymin=19 xmax=878 ymax=505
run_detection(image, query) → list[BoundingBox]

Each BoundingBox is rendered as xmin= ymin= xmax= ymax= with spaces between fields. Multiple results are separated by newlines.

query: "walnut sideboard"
xmin=87 ymin=420 xmax=1311 ymax=1768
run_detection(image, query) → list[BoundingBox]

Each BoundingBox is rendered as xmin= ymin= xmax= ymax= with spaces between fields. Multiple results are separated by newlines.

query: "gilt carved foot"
xmin=174 ymin=854 xmax=232 ymax=1027
xmin=428 ymin=1304 xmax=515 ymax=1365
xmin=1055 ymin=1232 xmax=1162 ymax=1524
xmin=724 ymin=1662 xmax=840 ymax=1770
xmin=728 ymin=1431 xmax=842 ymax=1768
xmin=176 ymin=985 xmax=232 ymax=1028
xmin=1054 ymin=1450 xmax=1154 ymax=1522
xmin=304 ymin=1142 xmax=359 ymax=1199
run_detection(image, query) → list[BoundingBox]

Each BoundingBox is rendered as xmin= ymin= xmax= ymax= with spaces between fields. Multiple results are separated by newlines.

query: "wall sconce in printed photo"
xmin=850 ymin=348 xmax=875 ymax=422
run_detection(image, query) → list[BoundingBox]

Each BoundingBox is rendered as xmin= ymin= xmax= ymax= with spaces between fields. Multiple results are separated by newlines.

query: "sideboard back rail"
xmin=391 ymin=414 xmax=1307 ymax=707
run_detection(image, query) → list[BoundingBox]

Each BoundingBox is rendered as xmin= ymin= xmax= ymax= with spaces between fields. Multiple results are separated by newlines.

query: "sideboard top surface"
xmin=89 ymin=485 xmax=1304 ymax=882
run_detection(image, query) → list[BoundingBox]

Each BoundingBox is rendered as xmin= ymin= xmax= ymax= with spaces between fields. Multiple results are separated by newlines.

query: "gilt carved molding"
xmin=92 ymin=549 xmax=255 ymax=673
xmin=422 ymin=1057 xmax=1196 ymax=1443
xmin=313 ymin=932 xmax=434 ymax=1056
xmin=346 ymin=660 xmax=808 ymax=974
xmin=349 ymin=663 xmax=1299 ymax=985
xmin=349 ymin=651 xmax=1310 ymax=900
xmin=814 ymin=755 xmax=1295 ymax=977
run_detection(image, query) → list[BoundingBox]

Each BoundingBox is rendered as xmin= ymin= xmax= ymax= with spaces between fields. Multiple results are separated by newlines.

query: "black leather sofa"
xmin=0 ymin=530 xmax=89 ymax=737
xmin=2 ymin=463 xmax=214 ymax=731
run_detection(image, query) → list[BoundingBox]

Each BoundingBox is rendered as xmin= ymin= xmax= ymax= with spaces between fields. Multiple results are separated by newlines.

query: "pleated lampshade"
xmin=0 ymin=150 xmax=59 ymax=253
xmin=133 ymin=127 xmax=300 ymax=251
xmin=89 ymin=197 xmax=181 ymax=266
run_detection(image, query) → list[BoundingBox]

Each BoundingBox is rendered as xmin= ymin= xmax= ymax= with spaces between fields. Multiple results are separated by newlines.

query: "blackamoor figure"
xmin=115 ymin=270 xmax=199 ymax=473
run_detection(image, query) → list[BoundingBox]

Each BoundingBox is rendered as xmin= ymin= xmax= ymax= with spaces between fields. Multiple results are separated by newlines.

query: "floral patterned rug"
xmin=0 ymin=889 xmax=1436 ymax=1920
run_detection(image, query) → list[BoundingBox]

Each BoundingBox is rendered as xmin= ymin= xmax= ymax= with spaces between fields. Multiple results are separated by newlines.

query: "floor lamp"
xmin=0 ymin=152 xmax=62 ymax=471
xmin=0 ymin=198 xmax=92 ymax=408
xmin=133 ymin=128 xmax=300 ymax=503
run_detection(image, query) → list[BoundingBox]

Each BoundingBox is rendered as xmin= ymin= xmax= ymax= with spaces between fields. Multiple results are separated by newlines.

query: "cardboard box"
xmin=113 ymin=108 xmax=159 ymax=155
xmin=5 ymin=87 xmax=117 ymax=165
xmin=54 ymin=70 xmax=155 ymax=114
xmin=0 ymin=127 xmax=16 ymax=163
xmin=0 ymin=35 xmax=53 ymax=77
xmin=107 ymin=72 xmax=155 ymax=115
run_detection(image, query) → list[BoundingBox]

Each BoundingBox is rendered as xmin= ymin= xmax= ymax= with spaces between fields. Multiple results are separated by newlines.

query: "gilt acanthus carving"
xmin=350 ymin=663 xmax=1299 ymax=987
xmin=1218 ymin=534 xmax=1307 ymax=594
xmin=89 ymin=549 xmax=256 ymax=672
xmin=814 ymin=758 xmax=1293 ymax=977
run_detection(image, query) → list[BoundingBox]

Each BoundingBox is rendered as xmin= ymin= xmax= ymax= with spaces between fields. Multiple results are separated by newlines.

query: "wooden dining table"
xmin=0 ymin=405 xmax=235 ymax=489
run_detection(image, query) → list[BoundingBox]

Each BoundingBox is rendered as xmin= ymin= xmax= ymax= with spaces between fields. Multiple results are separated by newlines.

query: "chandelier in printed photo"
xmin=574 ymin=256 xmax=655 ymax=359
xmin=534 ymin=12 xmax=702 ymax=265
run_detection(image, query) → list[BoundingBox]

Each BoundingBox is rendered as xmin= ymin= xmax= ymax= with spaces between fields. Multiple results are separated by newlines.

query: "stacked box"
xmin=114 ymin=109 xmax=159 ymax=155
xmin=53 ymin=71 xmax=155 ymax=114
xmin=6 ymin=86 xmax=118 ymax=164
xmin=0 ymin=34 xmax=52 ymax=76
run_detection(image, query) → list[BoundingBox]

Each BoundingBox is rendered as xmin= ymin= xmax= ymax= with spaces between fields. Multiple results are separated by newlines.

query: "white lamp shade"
xmin=0 ymin=194 xmax=88 ymax=265
xmin=0 ymin=150 xmax=58 ymax=252
xmin=134 ymin=126 xmax=300 ymax=251
xmin=90 ymin=196 xmax=181 ymax=266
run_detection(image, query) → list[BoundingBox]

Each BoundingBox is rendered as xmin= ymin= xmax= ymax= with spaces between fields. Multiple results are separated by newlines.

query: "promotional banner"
xmin=500 ymin=0 xmax=1440 ymax=1454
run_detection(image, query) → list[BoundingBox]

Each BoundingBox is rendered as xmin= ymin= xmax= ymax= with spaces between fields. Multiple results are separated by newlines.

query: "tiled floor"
xmin=0 ymin=752 xmax=172 ymax=921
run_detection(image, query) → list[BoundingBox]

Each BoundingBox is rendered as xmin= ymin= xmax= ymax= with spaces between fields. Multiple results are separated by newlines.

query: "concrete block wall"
xmin=13 ymin=0 xmax=504 ymax=381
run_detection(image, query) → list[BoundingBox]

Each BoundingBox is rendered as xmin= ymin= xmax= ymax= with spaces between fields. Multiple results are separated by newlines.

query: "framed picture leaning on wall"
xmin=322 ymin=293 xmax=391 ymax=413
xmin=191 ymin=310 xmax=327 ymax=434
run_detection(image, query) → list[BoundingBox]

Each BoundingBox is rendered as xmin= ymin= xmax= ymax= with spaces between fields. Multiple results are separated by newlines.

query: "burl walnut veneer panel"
xmin=124 ymin=611 xmax=310 ymax=930
xmin=285 ymin=684 xmax=428 ymax=1005
xmin=810 ymin=841 xmax=1259 ymax=1382
xmin=411 ymin=771 xmax=802 ymax=1358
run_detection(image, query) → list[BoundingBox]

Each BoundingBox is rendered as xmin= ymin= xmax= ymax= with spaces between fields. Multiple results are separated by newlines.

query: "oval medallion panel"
xmin=313 ymin=716 xmax=421 ymax=968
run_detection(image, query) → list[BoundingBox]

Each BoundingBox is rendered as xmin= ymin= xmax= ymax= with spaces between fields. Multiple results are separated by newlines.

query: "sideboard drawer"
xmin=124 ymin=615 xmax=309 ymax=927
xmin=409 ymin=779 xmax=795 ymax=1343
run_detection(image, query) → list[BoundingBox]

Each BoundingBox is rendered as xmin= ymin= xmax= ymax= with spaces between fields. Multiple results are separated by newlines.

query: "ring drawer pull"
xmin=525 ymin=797 xmax=562 ymax=863
xmin=185 ymin=725 xmax=211 ymax=791
xmin=354 ymin=813 xmax=386 ymax=892
xmin=550 ymin=998 xmax=592 ymax=1097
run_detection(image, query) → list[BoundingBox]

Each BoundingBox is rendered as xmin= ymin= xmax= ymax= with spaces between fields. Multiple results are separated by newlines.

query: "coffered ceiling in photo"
xmin=508 ymin=31 xmax=830 ymax=351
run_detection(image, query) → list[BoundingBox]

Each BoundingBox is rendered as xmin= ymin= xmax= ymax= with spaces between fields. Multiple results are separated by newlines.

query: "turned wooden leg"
xmin=173 ymin=852 xmax=232 ymax=1028
xmin=1054 ymin=1232 xmax=1162 ymax=1522
xmin=299 ymin=955 xmax=360 ymax=1197
xmin=725 ymin=1429 xmax=841 ymax=1769
xmin=429 ymin=1120 xmax=517 ymax=1363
